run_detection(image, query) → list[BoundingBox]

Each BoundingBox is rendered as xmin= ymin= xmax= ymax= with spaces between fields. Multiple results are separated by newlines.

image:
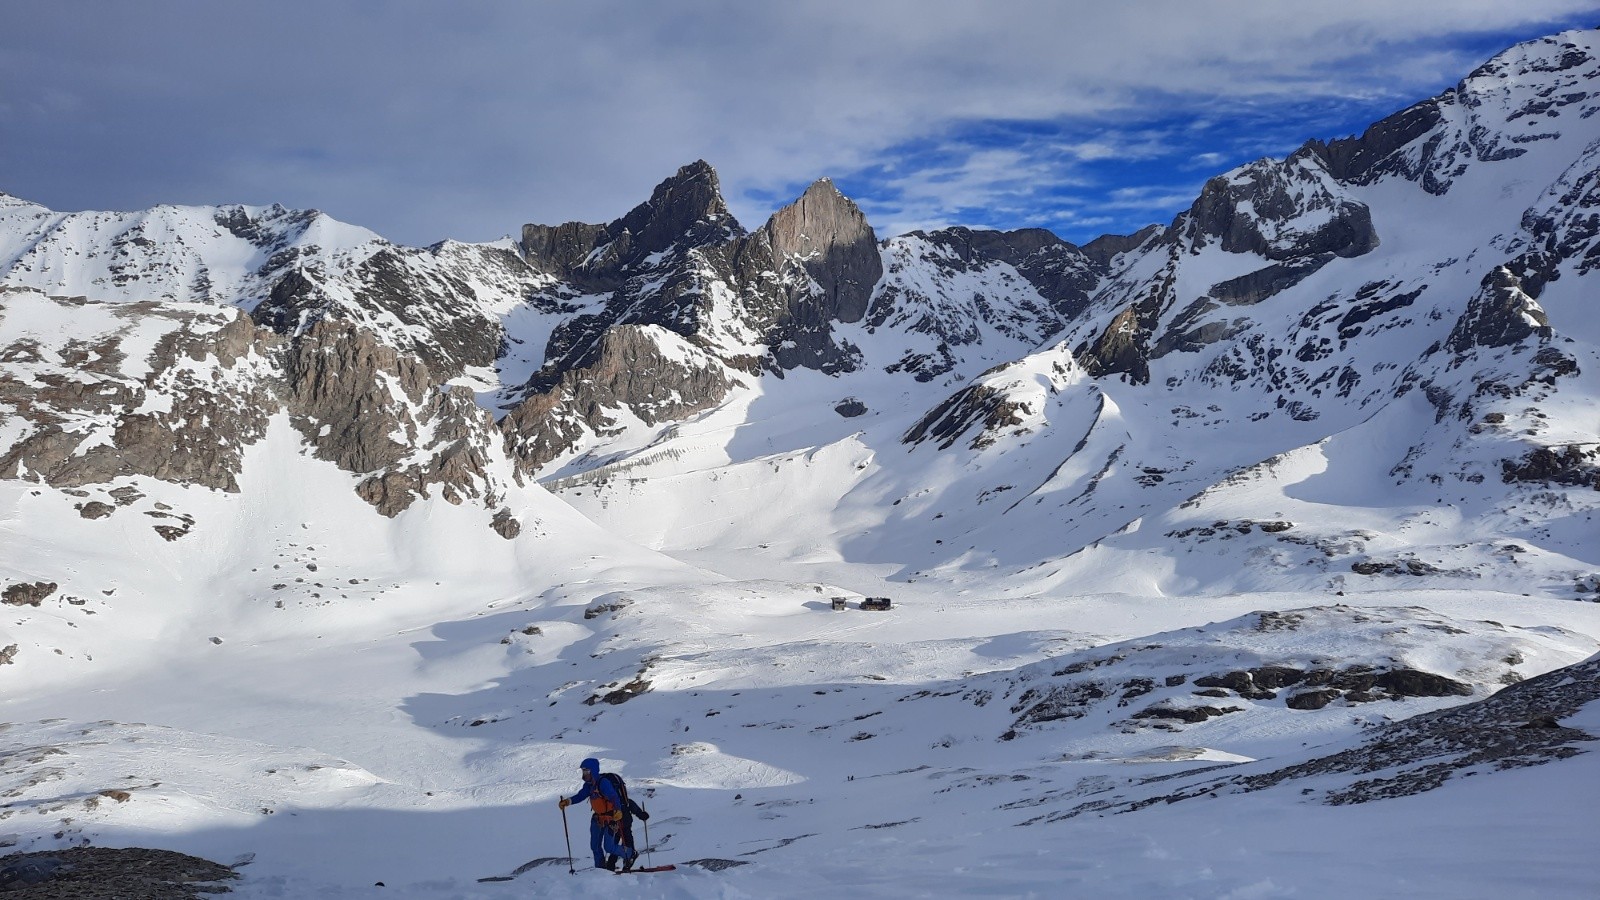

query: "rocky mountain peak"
xmin=615 ymin=159 xmax=743 ymax=254
xmin=1175 ymin=151 xmax=1377 ymax=261
xmin=519 ymin=159 xmax=742 ymax=288
xmin=1305 ymin=28 xmax=1600 ymax=195
xmin=1463 ymin=29 xmax=1595 ymax=85
xmin=759 ymin=177 xmax=881 ymax=324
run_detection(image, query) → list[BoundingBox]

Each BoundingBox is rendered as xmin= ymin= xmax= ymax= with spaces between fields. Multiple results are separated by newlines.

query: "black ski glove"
xmin=637 ymin=808 xmax=649 ymax=821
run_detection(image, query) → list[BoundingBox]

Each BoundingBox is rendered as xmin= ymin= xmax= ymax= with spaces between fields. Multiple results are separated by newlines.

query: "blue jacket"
xmin=568 ymin=757 xmax=625 ymax=813
xmin=568 ymin=775 xmax=625 ymax=809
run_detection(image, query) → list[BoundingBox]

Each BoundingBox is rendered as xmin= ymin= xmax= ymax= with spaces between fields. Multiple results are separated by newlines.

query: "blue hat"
xmin=580 ymin=758 xmax=600 ymax=776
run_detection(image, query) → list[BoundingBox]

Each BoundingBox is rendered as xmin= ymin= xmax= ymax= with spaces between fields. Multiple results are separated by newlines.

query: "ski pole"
xmin=643 ymin=814 xmax=653 ymax=868
xmin=561 ymin=805 xmax=575 ymax=875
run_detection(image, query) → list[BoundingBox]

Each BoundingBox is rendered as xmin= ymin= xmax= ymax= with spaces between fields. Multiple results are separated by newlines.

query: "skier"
xmin=558 ymin=758 xmax=645 ymax=872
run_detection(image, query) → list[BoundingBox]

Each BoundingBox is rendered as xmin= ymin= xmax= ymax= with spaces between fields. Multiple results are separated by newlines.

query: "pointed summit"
xmin=614 ymin=159 xmax=743 ymax=256
xmin=761 ymin=177 xmax=881 ymax=323
xmin=520 ymin=160 xmax=743 ymax=287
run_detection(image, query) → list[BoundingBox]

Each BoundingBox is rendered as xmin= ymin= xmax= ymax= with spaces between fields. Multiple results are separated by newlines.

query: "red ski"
xmin=617 ymin=864 xmax=677 ymax=873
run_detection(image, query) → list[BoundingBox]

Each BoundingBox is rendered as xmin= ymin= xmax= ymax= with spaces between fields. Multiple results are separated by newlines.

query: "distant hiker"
xmin=558 ymin=757 xmax=648 ymax=872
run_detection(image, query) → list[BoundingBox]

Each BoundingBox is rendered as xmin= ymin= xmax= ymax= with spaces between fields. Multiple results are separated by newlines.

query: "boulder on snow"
xmin=1 ymin=582 xmax=56 ymax=607
xmin=76 ymin=501 xmax=115 ymax=519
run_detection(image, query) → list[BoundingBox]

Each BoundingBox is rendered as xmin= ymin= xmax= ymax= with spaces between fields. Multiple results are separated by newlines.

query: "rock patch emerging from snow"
xmin=992 ymin=605 xmax=1595 ymax=741
xmin=0 ymin=582 xmax=55 ymax=607
xmin=1034 ymin=651 xmax=1600 ymax=822
xmin=0 ymin=847 xmax=236 ymax=899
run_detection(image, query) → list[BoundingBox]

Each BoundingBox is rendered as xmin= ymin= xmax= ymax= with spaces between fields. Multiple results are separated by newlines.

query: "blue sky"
xmin=1 ymin=2 xmax=1596 ymax=247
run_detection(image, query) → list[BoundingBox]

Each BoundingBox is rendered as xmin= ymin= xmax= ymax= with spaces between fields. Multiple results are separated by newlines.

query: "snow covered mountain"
xmin=1 ymin=27 xmax=1599 ymax=899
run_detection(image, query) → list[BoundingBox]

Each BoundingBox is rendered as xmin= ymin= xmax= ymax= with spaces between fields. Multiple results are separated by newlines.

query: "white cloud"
xmin=0 ymin=1 xmax=1593 ymax=243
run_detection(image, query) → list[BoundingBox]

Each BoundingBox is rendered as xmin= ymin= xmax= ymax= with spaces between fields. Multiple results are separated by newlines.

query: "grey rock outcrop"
xmin=0 ymin=846 xmax=237 ymax=899
xmin=2 ymin=581 xmax=56 ymax=607
xmin=713 ymin=177 xmax=881 ymax=373
xmin=1500 ymin=445 xmax=1599 ymax=488
xmin=253 ymin=242 xmax=537 ymax=381
xmin=1444 ymin=267 xmax=1550 ymax=354
xmin=869 ymin=226 xmax=1104 ymax=381
xmin=903 ymin=382 xmax=1029 ymax=451
xmin=502 ymin=324 xmax=739 ymax=470
xmin=0 ymin=293 xmax=279 ymax=492
xmin=284 ymin=318 xmax=505 ymax=516
xmin=500 ymin=167 xmax=883 ymax=469
xmin=0 ymin=289 xmax=514 ymax=519
xmin=520 ymin=159 xmax=743 ymax=291
xmin=1077 ymin=297 xmax=1160 ymax=385
xmin=1304 ymin=98 xmax=1447 ymax=187
xmin=1176 ymin=150 xmax=1378 ymax=261
xmin=1042 ymin=652 xmax=1600 ymax=819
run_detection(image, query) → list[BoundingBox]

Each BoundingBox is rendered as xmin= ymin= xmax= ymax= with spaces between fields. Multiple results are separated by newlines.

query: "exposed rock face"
xmin=76 ymin=500 xmax=115 ymax=519
xmin=252 ymin=242 xmax=542 ymax=381
xmin=520 ymin=159 xmax=742 ymax=290
xmin=1176 ymin=150 xmax=1378 ymax=261
xmin=1445 ymin=267 xmax=1550 ymax=354
xmin=903 ymin=383 xmax=1026 ymax=451
xmin=834 ymin=398 xmax=867 ymax=418
xmin=902 ymin=348 xmax=1082 ymax=451
xmin=1304 ymin=98 xmax=1447 ymax=186
xmin=284 ymin=318 xmax=506 ymax=516
xmin=1070 ymin=252 xmax=1179 ymax=384
xmin=0 ymin=289 xmax=514 ymax=518
xmin=1500 ymin=445 xmax=1600 ymax=488
xmin=1191 ymin=664 xmax=1474 ymax=705
xmin=1070 ymin=127 xmax=1381 ymax=385
xmin=283 ymin=319 xmax=431 ymax=473
xmin=988 ymin=607 xmax=1559 ymax=744
xmin=868 ymin=227 xmax=1104 ymax=381
xmin=0 ymin=291 xmax=280 ymax=492
xmin=1494 ymin=136 xmax=1600 ymax=311
xmin=758 ymin=178 xmax=882 ymax=326
xmin=1078 ymin=305 xmax=1151 ymax=383
xmin=265 ymin=248 xmax=514 ymax=379
xmin=500 ymin=169 xmax=890 ymax=467
xmin=1080 ymin=225 xmax=1163 ymax=268
xmin=518 ymin=219 xmax=612 ymax=285
xmin=501 ymin=324 xmax=740 ymax=470
xmin=490 ymin=508 xmax=521 ymax=539
xmin=715 ymin=178 xmax=881 ymax=373
xmin=1206 ymin=254 xmax=1336 ymax=307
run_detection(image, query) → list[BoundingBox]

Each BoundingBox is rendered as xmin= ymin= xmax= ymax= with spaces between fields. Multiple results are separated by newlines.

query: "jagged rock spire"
xmin=519 ymin=160 xmax=743 ymax=288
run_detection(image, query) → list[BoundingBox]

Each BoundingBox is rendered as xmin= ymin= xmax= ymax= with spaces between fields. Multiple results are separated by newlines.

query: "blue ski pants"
xmin=589 ymin=816 xmax=635 ymax=868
